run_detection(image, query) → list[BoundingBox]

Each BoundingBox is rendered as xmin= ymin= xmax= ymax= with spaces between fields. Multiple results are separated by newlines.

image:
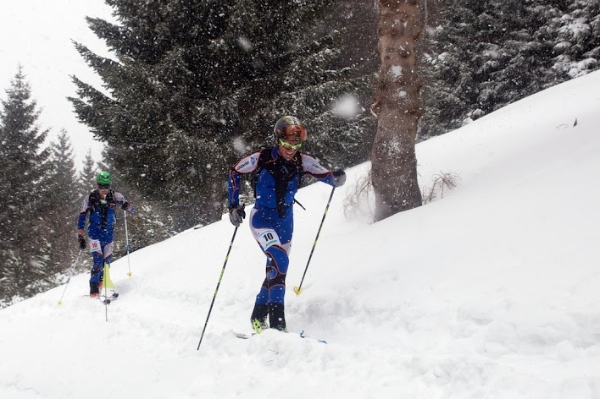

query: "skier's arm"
xmin=77 ymin=194 xmax=90 ymax=232
xmin=228 ymin=151 xmax=261 ymax=207
xmin=113 ymin=192 xmax=134 ymax=213
xmin=300 ymin=154 xmax=346 ymax=187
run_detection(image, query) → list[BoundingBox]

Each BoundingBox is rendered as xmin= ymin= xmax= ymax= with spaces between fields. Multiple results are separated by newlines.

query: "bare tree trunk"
xmin=371 ymin=0 xmax=423 ymax=221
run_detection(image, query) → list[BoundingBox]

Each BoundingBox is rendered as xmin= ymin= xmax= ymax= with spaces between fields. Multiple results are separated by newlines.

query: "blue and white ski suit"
xmin=77 ymin=190 xmax=131 ymax=288
xmin=228 ymin=147 xmax=336 ymax=307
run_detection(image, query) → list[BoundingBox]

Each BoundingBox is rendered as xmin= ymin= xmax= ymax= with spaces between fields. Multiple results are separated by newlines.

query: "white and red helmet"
xmin=273 ymin=115 xmax=307 ymax=143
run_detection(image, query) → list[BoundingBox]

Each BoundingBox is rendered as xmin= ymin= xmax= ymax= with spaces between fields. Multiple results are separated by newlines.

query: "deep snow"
xmin=1 ymin=71 xmax=600 ymax=398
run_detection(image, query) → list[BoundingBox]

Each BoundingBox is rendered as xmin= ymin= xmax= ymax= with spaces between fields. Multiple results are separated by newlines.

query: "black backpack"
xmin=251 ymin=147 xmax=303 ymax=199
xmin=88 ymin=189 xmax=116 ymax=228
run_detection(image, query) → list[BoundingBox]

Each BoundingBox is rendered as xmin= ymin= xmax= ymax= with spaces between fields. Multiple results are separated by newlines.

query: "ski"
xmin=233 ymin=329 xmax=327 ymax=344
xmin=101 ymin=292 xmax=119 ymax=305
xmin=83 ymin=292 xmax=119 ymax=304
xmin=300 ymin=330 xmax=328 ymax=344
xmin=234 ymin=331 xmax=254 ymax=339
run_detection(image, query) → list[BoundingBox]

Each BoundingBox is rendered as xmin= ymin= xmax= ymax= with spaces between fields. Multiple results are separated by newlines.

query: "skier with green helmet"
xmin=77 ymin=171 xmax=134 ymax=298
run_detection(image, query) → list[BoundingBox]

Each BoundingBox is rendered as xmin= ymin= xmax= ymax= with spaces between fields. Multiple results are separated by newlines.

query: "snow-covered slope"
xmin=1 ymin=71 xmax=600 ymax=398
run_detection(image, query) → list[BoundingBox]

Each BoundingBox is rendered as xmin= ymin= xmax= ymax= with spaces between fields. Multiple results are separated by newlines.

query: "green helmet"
xmin=96 ymin=171 xmax=112 ymax=186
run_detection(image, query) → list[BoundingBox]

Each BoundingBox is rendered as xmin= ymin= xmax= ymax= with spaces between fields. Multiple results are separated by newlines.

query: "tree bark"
xmin=371 ymin=0 xmax=423 ymax=221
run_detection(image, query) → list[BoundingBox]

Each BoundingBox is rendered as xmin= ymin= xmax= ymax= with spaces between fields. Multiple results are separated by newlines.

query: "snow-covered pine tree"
xmin=0 ymin=68 xmax=52 ymax=305
xmin=69 ymin=0 xmax=371 ymax=230
xmin=420 ymin=0 xmax=570 ymax=139
xmin=551 ymin=0 xmax=600 ymax=78
xmin=309 ymin=0 xmax=378 ymax=168
xmin=44 ymin=130 xmax=82 ymax=276
xmin=78 ymin=150 xmax=97 ymax=193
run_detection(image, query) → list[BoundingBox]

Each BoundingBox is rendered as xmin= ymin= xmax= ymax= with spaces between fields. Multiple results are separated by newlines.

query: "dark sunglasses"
xmin=98 ymin=184 xmax=111 ymax=190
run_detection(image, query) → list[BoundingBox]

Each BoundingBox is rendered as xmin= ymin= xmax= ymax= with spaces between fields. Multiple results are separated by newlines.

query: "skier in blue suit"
xmin=77 ymin=171 xmax=134 ymax=297
xmin=228 ymin=116 xmax=346 ymax=332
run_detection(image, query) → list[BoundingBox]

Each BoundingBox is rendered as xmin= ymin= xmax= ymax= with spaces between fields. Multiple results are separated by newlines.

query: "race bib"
xmin=89 ymin=239 xmax=102 ymax=254
xmin=257 ymin=229 xmax=281 ymax=250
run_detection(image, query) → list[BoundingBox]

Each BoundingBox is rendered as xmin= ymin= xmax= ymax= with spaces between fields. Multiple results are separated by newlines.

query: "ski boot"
xmin=250 ymin=303 xmax=269 ymax=334
xmin=269 ymin=303 xmax=287 ymax=332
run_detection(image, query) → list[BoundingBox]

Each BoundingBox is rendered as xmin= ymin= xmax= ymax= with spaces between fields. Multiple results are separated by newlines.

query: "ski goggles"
xmin=278 ymin=138 xmax=302 ymax=150
xmin=98 ymin=184 xmax=111 ymax=190
xmin=281 ymin=125 xmax=307 ymax=142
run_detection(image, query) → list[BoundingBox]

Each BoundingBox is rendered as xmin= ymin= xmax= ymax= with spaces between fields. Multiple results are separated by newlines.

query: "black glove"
xmin=229 ymin=204 xmax=246 ymax=227
xmin=332 ymin=169 xmax=346 ymax=187
xmin=121 ymin=201 xmax=129 ymax=210
xmin=78 ymin=235 xmax=86 ymax=250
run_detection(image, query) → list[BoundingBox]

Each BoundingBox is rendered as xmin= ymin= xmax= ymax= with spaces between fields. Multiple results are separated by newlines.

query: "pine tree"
xmin=311 ymin=0 xmax=379 ymax=167
xmin=551 ymin=0 xmax=600 ymax=77
xmin=0 ymin=68 xmax=51 ymax=304
xmin=69 ymin=0 xmax=371 ymax=231
xmin=420 ymin=0 xmax=570 ymax=139
xmin=45 ymin=130 xmax=81 ymax=274
xmin=78 ymin=150 xmax=97 ymax=193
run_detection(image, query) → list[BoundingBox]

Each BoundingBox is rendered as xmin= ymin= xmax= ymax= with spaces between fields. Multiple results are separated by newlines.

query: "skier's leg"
xmin=89 ymin=238 xmax=104 ymax=295
xmin=264 ymin=244 xmax=289 ymax=331
xmin=101 ymin=238 xmax=117 ymax=297
xmin=249 ymin=208 xmax=292 ymax=331
xmin=102 ymin=240 xmax=114 ymax=265
xmin=251 ymin=258 xmax=271 ymax=331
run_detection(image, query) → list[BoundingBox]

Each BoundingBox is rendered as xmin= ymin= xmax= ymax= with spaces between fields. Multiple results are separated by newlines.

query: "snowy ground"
xmin=1 ymin=71 xmax=600 ymax=398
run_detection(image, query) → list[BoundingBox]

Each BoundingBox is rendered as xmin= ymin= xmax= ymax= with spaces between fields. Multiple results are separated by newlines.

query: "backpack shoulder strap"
xmin=252 ymin=147 xmax=275 ymax=198
xmin=90 ymin=190 xmax=99 ymax=199
xmin=294 ymin=151 xmax=303 ymax=188
xmin=259 ymin=147 xmax=274 ymax=164
xmin=88 ymin=190 xmax=99 ymax=211
xmin=106 ymin=189 xmax=115 ymax=204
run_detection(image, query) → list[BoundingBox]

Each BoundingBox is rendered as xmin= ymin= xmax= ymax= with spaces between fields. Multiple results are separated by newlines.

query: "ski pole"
xmin=103 ymin=262 xmax=113 ymax=321
xmin=197 ymin=226 xmax=239 ymax=351
xmin=294 ymin=186 xmax=336 ymax=295
xmin=124 ymin=210 xmax=132 ymax=277
xmin=57 ymin=249 xmax=84 ymax=306
xmin=104 ymin=263 xmax=109 ymax=321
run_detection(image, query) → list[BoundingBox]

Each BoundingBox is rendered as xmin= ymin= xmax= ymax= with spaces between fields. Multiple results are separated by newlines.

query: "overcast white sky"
xmin=0 ymin=0 xmax=114 ymax=167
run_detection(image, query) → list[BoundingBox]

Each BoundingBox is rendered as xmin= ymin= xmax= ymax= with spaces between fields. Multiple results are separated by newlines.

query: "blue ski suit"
xmin=77 ymin=189 xmax=132 ymax=292
xmin=228 ymin=147 xmax=336 ymax=309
